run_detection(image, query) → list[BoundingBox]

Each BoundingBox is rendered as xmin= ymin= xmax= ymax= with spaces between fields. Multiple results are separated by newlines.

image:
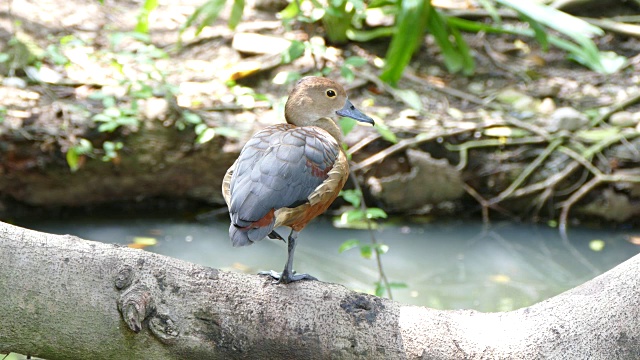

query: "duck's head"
xmin=284 ymin=77 xmax=375 ymax=130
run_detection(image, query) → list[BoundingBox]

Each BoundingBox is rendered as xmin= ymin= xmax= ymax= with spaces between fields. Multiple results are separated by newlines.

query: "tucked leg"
xmin=259 ymin=229 xmax=317 ymax=284
xmin=267 ymin=230 xmax=285 ymax=242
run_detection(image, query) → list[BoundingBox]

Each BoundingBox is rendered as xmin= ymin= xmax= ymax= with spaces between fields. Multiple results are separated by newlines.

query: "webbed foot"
xmin=258 ymin=270 xmax=317 ymax=284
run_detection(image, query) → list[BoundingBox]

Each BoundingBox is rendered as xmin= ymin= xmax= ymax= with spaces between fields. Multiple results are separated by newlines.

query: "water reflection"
xmin=18 ymin=216 xmax=639 ymax=312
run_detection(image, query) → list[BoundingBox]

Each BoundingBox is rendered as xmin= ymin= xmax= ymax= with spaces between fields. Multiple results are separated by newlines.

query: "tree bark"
xmin=1 ymin=221 xmax=639 ymax=360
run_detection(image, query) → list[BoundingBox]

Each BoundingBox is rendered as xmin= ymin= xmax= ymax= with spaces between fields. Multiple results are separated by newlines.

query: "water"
xmin=15 ymin=215 xmax=640 ymax=312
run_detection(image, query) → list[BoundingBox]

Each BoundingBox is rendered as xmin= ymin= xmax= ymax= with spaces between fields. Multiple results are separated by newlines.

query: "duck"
xmin=222 ymin=76 xmax=374 ymax=284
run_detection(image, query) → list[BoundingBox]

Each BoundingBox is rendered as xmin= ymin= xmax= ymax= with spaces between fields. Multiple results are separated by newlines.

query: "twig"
xmin=558 ymin=146 xmax=603 ymax=177
xmin=402 ymin=69 xmax=498 ymax=109
xmin=531 ymin=186 xmax=554 ymax=219
xmin=463 ymin=183 xmax=490 ymax=225
xmin=512 ymin=161 xmax=580 ymax=199
xmin=592 ymin=91 xmax=640 ymax=125
xmin=558 ymin=177 xmax=600 ymax=234
xmin=347 ymin=133 xmax=382 ymax=156
xmin=582 ymin=17 xmax=640 ymax=38
xmin=349 ymin=172 xmax=393 ymax=299
xmin=351 ymin=122 xmax=502 ymax=172
xmin=504 ymin=117 xmax=555 ymax=141
xmin=558 ymin=221 xmax=601 ymax=276
xmin=488 ymin=138 xmax=563 ymax=205
xmin=445 ymin=136 xmax=546 ymax=171
xmin=559 ymin=171 xmax=640 ymax=232
xmin=554 ymin=167 xmax=589 ymax=196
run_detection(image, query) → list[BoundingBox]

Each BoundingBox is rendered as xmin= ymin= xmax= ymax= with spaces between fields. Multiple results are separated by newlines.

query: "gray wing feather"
xmin=228 ymin=125 xmax=339 ymax=245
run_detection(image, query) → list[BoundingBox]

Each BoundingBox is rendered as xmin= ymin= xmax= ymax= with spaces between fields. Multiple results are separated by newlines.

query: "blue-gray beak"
xmin=336 ymin=99 xmax=375 ymax=125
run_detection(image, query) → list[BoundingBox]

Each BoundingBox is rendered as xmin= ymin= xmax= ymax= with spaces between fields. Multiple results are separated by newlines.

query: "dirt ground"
xmin=2 ymin=0 xmax=638 ymax=127
xmin=1 ymin=0 xmax=639 ymax=223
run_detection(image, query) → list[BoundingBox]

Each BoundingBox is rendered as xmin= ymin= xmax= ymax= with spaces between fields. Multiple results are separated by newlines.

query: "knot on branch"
xmin=340 ymin=294 xmax=384 ymax=325
xmin=149 ymin=313 xmax=180 ymax=343
xmin=114 ymin=265 xmax=134 ymax=290
xmin=118 ymin=284 xmax=156 ymax=333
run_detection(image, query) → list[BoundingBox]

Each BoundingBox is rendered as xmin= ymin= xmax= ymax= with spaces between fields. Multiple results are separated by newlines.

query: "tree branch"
xmin=1 ymin=221 xmax=639 ymax=359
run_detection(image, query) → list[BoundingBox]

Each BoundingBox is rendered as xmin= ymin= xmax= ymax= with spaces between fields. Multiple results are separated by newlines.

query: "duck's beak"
xmin=336 ymin=99 xmax=375 ymax=125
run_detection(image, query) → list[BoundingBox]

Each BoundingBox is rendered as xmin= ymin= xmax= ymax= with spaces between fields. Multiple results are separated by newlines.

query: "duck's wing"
xmin=228 ymin=124 xmax=339 ymax=246
xmin=221 ymin=160 xmax=236 ymax=208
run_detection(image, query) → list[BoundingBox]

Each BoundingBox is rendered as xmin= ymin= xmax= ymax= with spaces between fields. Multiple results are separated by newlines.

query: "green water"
xmin=14 ymin=215 xmax=640 ymax=312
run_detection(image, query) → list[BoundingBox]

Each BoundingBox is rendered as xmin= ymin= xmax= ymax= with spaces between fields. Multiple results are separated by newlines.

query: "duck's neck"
xmin=310 ymin=117 xmax=343 ymax=143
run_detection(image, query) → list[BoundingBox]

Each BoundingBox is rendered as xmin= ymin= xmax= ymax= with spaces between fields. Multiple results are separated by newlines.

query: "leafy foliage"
xmin=178 ymin=0 xmax=245 ymax=45
xmin=135 ymin=0 xmax=159 ymax=34
xmin=178 ymin=0 xmax=625 ymax=82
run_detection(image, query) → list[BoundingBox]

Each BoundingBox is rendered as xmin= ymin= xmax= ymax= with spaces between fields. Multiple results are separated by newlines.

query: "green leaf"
xmin=450 ymin=24 xmax=475 ymax=75
xmin=344 ymin=209 xmax=365 ymax=223
xmin=339 ymin=239 xmax=360 ymax=253
xmin=0 ymin=53 xmax=9 ymax=63
xmin=182 ymin=111 xmax=202 ymax=125
xmin=102 ymin=141 xmax=123 ymax=159
xmin=92 ymin=113 xmax=113 ymax=122
xmin=477 ymin=0 xmax=501 ymax=23
xmin=347 ymin=27 xmax=395 ymax=42
xmin=344 ymin=56 xmax=367 ymax=67
xmin=196 ymin=127 xmax=217 ymax=144
xmin=135 ymin=0 xmax=159 ymax=34
xmin=427 ymin=8 xmax=465 ymax=74
xmin=597 ymin=51 xmax=628 ymax=74
xmin=228 ymin=0 xmax=245 ymax=29
xmin=282 ymin=40 xmax=305 ymax=64
xmin=278 ymin=0 xmax=300 ymax=20
xmin=340 ymin=66 xmax=355 ymax=82
xmin=380 ymin=0 xmax=428 ymax=84
xmin=496 ymin=0 xmax=603 ymax=42
xmin=520 ymin=13 xmax=549 ymax=51
xmin=98 ymin=122 xmax=121 ymax=132
xmin=102 ymin=96 xmax=116 ymax=108
xmin=76 ymin=138 xmax=94 ymax=154
xmin=339 ymin=117 xmax=356 ymax=136
xmin=360 ymin=244 xmax=373 ymax=259
xmin=180 ymin=0 xmax=227 ymax=38
xmin=576 ymin=127 xmax=620 ymax=143
xmin=374 ymin=243 xmax=389 ymax=254
xmin=45 ymin=45 xmax=69 ymax=65
xmin=194 ymin=123 xmax=208 ymax=135
xmin=374 ymin=282 xmax=385 ymax=297
xmin=366 ymin=208 xmax=388 ymax=219
xmin=214 ymin=127 xmax=241 ymax=138
xmin=126 ymin=31 xmax=152 ymax=44
xmin=273 ymin=71 xmax=302 ymax=85
xmin=340 ymin=189 xmax=361 ymax=207
xmin=116 ymin=116 xmax=139 ymax=127
xmin=322 ymin=0 xmax=352 ymax=44
xmin=446 ymin=16 xmax=625 ymax=74
xmin=375 ymin=123 xmax=398 ymax=143
xmin=66 ymin=147 xmax=80 ymax=172
xmin=392 ymin=88 xmax=422 ymax=112
xmin=103 ymin=107 xmax=121 ymax=118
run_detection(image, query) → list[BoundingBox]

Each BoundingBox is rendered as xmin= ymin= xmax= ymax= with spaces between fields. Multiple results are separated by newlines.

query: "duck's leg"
xmin=259 ymin=229 xmax=317 ymax=284
xmin=267 ymin=230 xmax=285 ymax=243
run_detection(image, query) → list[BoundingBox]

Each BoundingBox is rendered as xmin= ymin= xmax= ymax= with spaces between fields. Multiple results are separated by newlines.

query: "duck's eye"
xmin=326 ymin=89 xmax=337 ymax=98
